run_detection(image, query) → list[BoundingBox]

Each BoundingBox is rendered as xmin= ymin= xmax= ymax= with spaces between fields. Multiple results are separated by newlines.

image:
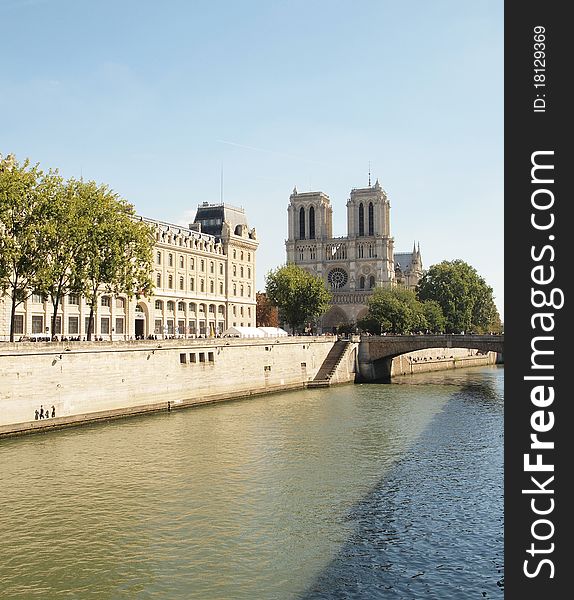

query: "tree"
xmin=265 ymin=264 xmax=331 ymax=334
xmin=0 ymin=156 xmax=53 ymax=341
xmin=422 ymin=300 xmax=446 ymax=333
xmin=74 ymin=181 xmax=154 ymax=340
xmin=360 ymin=286 xmax=428 ymax=334
xmin=256 ymin=292 xmax=279 ymax=327
xmin=416 ymin=260 xmax=502 ymax=333
xmin=35 ymin=176 xmax=89 ymax=338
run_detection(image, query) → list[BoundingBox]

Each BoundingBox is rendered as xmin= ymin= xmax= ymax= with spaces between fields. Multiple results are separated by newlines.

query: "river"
xmin=0 ymin=365 xmax=503 ymax=599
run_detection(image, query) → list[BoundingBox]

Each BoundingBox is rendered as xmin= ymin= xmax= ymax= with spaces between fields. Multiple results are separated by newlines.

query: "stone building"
xmin=0 ymin=203 xmax=258 ymax=341
xmin=286 ymin=180 xmax=422 ymax=331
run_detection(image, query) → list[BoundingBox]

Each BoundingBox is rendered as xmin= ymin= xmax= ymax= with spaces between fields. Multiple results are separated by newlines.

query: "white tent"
xmin=222 ymin=326 xmax=289 ymax=338
xmin=222 ymin=326 xmax=266 ymax=338
xmin=257 ymin=327 xmax=288 ymax=337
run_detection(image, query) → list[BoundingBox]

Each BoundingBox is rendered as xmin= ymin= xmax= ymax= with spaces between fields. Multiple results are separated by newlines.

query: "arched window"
xmin=156 ymin=273 xmax=161 ymax=287
xmin=358 ymin=203 xmax=364 ymax=236
xmin=190 ymin=278 xmax=195 ymax=291
xmin=368 ymin=202 xmax=374 ymax=236
xmin=189 ymin=303 xmax=196 ymax=312
xmin=369 ymin=275 xmax=375 ymax=289
xmin=168 ymin=275 xmax=173 ymax=289
xmin=210 ymin=281 xmax=214 ymax=293
xmin=178 ymin=301 xmax=185 ymax=312
xmin=240 ymin=266 xmax=244 ymax=277
xmin=179 ymin=277 xmax=184 ymax=290
xmin=299 ymin=206 xmax=306 ymax=240
xmin=359 ymin=276 xmax=365 ymax=289
xmin=200 ymin=279 xmax=205 ymax=292
xmin=168 ymin=253 xmax=173 ymax=267
xmin=155 ymin=300 xmax=163 ymax=310
xmin=167 ymin=301 xmax=175 ymax=312
xmin=309 ymin=206 xmax=315 ymax=239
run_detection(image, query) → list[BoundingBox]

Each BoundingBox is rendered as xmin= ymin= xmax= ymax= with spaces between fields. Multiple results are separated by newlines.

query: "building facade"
xmin=0 ymin=203 xmax=258 ymax=341
xmin=286 ymin=180 xmax=423 ymax=331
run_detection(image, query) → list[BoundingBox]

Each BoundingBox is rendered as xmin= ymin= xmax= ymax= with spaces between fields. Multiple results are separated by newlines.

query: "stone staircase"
xmin=308 ymin=340 xmax=351 ymax=388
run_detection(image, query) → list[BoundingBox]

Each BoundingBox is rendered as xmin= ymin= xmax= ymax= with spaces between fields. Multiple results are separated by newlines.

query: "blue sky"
xmin=1 ymin=0 xmax=503 ymax=317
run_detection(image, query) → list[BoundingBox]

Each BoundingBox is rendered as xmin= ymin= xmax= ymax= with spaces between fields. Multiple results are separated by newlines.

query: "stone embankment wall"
xmin=0 ymin=336 xmax=345 ymax=437
xmin=390 ymin=347 xmax=498 ymax=377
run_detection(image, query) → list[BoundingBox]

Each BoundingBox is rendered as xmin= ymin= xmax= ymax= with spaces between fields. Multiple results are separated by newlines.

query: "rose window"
xmin=327 ymin=268 xmax=348 ymax=289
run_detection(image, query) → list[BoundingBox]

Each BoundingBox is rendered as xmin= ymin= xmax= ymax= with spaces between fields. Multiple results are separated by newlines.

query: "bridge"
xmin=357 ymin=334 xmax=504 ymax=381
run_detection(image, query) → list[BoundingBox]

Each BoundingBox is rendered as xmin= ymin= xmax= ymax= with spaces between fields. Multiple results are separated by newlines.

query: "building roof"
xmin=193 ymin=202 xmax=249 ymax=238
xmin=394 ymin=252 xmax=415 ymax=272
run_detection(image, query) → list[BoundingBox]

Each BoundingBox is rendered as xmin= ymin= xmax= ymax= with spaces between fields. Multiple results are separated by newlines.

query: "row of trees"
xmin=0 ymin=155 xmax=154 ymax=341
xmin=264 ymin=260 xmax=502 ymax=335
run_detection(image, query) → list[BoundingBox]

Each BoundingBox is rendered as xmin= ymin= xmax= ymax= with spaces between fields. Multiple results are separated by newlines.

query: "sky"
xmin=1 ymin=0 xmax=503 ymax=318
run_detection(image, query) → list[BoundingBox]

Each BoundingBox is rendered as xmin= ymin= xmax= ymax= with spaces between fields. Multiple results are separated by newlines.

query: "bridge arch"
xmin=357 ymin=334 xmax=504 ymax=381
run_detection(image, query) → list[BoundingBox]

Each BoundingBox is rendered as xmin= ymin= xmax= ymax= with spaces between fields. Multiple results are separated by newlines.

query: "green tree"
xmin=361 ymin=286 xmax=427 ymax=334
xmin=422 ymin=300 xmax=446 ymax=333
xmin=0 ymin=155 xmax=53 ymax=341
xmin=416 ymin=260 xmax=502 ymax=333
xmin=265 ymin=264 xmax=331 ymax=334
xmin=74 ymin=181 xmax=154 ymax=340
xmin=35 ymin=176 xmax=89 ymax=338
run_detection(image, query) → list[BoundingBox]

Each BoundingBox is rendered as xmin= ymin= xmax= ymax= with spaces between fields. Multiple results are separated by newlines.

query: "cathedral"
xmin=286 ymin=179 xmax=423 ymax=331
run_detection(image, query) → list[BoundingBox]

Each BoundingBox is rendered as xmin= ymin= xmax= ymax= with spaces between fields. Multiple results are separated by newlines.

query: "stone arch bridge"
xmin=357 ymin=334 xmax=504 ymax=381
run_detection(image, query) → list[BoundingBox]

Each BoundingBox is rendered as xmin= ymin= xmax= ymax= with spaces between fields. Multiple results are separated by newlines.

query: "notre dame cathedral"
xmin=286 ymin=179 xmax=423 ymax=331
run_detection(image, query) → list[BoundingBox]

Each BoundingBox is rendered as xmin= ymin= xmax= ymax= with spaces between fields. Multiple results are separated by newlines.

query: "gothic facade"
xmin=286 ymin=180 xmax=423 ymax=331
xmin=0 ymin=203 xmax=258 ymax=341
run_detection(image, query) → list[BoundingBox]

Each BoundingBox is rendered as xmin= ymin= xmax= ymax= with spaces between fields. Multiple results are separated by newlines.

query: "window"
xmin=179 ymin=277 xmax=184 ymax=290
xmin=209 ymin=304 xmax=215 ymax=314
xmin=309 ymin=206 xmax=315 ymax=239
xmin=247 ymin=286 xmax=251 ymax=296
xmin=299 ymin=207 xmax=305 ymax=240
xmin=248 ymin=267 xmax=251 ymax=278
xmin=369 ymin=275 xmax=376 ymax=289
xmin=14 ymin=314 xmax=25 ymax=335
xmin=156 ymin=251 xmax=162 ymax=264
xmin=179 ymin=256 xmax=184 ymax=268
xmin=208 ymin=352 xmax=214 ymax=363
xmin=233 ymin=265 xmax=237 ymax=276
xmin=180 ymin=353 xmax=187 ymax=364
xmin=210 ymin=281 xmax=214 ymax=293
xmin=101 ymin=317 xmax=110 ymax=334
xmin=190 ymin=258 xmax=195 ymax=269
xmin=241 ymin=251 xmax=244 ymax=260
xmin=200 ymin=279 xmax=205 ymax=292
xmin=154 ymin=319 xmax=162 ymax=334
xmin=168 ymin=253 xmax=173 ymax=267
xmin=233 ymin=249 xmax=237 ymax=259
xmin=167 ymin=301 xmax=175 ymax=312
xmin=210 ymin=261 xmax=214 ymax=274
xmin=358 ymin=203 xmax=365 ymax=236
xmin=219 ymin=263 xmax=223 ymax=275
xmin=200 ymin=260 xmax=205 ymax=272
xmin=156 ymin=273 xmax=162 ymax=287
xmin=233 ymin=283 xmax=237 ymax=295
xmin=190 ymin=353 xmax=197 ymax=363
xmin=219 ymin=282 xmax=223 ymax=294
xmin=178 ymin=301 xmax=185 ymax=312
xmin=115 ymin=318 xmax=124 ymax=334
xmin=189 ymin=302 xmax=196 ymax=313
xmin=240 ymin=307 xmax=244 ymax=317
xmin=233 ymin=306 xmax=236 ymax=316
xmin=248 ymin=307 xmax=251 ymax=317
xmin=101 ymin=296 xmax=111 ymax=307
xmin=240 ymin=285 xmax=244 ymax=296
xmin=368 ymin=202 xmax=374 ymax=236
xmin=155 ymin=300 xmax=163 ymax=310
xmin=32 ymin=315 xmax=44 ymax=334
xmin=240 ymin=266 xmax=244 ymax=277
xmin=199 ymin=353 xmax=205 ymax=363
xmin=168 ymin=275 xmax=173 ymax=289
xmin=190 ymin=278 xmax=195 ymax=291
xmin=53 ymin=316 xmax=62 ymax=334
xmin=116 ymin=297 xmax=125 ymax=309
xmin=68 ymin=316 xmax=79 ymax=334
xmin=359 ymin=276 xmax=365 ymax=290
xmin=68 ymin=294 xmax=80 ymax=305
xmin=31 ymin=292 xmax=44 ymax=304
xmin=188 ymin=321 xmax=196 ymax=335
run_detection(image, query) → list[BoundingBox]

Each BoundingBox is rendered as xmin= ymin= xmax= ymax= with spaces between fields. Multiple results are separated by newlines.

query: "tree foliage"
xmin=256 ymin=292 xmax=279 ymax=327
xmin=416 ymin=260 xmax=502 ymax=333
xmin=1 ymin=153 xmax=154 ymax=341
xmin=358 ymin=287 xmax=434 ymax=334
xmin=265 ymin=264 xmax=331 ymax=333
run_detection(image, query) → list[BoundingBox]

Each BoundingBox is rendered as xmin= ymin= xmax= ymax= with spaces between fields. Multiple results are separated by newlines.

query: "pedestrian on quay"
xmin=51 ymin=406 xmax=56 ymax=418
xmin=35 ymin=409 xmax=39 ymax=420
xmin=39 ymin=406 xmax=44 ymax=419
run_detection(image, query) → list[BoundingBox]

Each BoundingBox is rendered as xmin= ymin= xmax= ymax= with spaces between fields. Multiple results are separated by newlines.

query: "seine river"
xmin=0 ymin=365 xmax=503 ymax=599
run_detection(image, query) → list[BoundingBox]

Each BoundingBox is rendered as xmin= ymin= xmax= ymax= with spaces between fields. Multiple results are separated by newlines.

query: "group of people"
xmin=35 ymin=405 xmax=56 ymax=420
